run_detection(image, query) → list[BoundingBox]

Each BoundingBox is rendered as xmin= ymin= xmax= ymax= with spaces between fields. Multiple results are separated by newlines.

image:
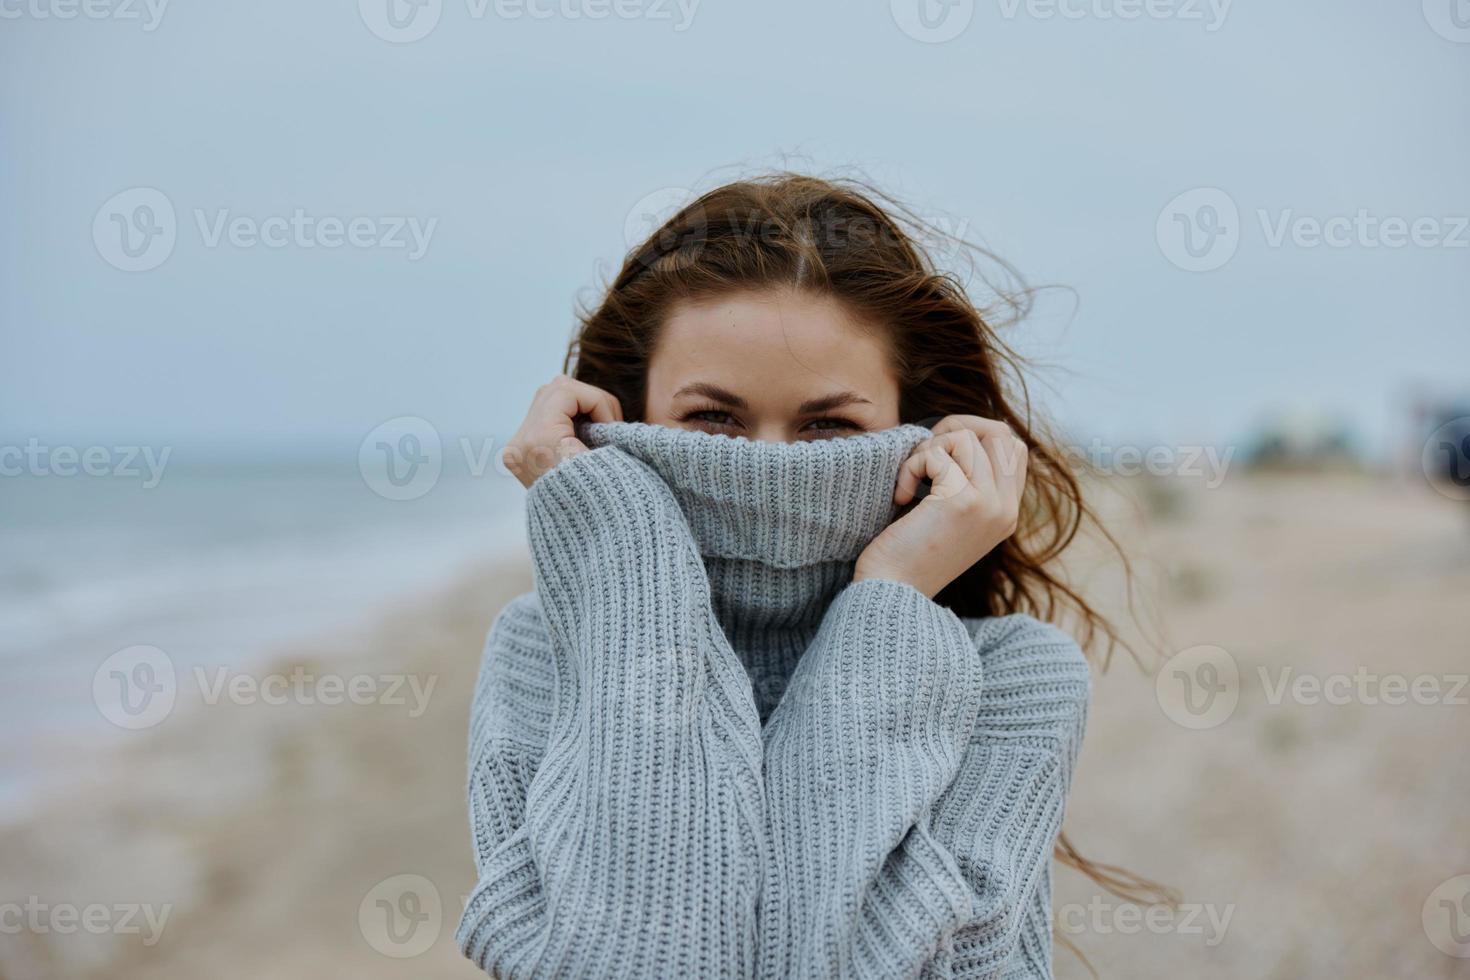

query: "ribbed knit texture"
xmin=456 ymin=422 xmax=1091 ymax=979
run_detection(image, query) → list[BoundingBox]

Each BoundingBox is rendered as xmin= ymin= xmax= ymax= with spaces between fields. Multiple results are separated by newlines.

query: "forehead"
xmin=650 ymin=290 xmax=895 ymax=396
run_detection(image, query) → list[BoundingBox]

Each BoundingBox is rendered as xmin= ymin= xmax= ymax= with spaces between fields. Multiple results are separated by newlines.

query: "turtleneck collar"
xmin=580 ymin=421 xmax=932 ymax=569
xmin=580 ymin=421 xmax=931 ymax=719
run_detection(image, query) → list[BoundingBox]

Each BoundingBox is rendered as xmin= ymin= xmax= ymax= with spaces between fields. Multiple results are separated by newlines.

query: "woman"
xmin=457 ymin=175 xmax=1131 ymax=978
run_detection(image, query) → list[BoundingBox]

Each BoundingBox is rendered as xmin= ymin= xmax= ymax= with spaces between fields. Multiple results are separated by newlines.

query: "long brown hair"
xmin=565 ymin=173 xmax=1173 ymax=926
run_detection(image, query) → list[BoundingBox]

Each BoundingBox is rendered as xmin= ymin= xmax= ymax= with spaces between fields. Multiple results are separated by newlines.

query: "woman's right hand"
xmin=502 ymin=375 xmax=624 ymax=488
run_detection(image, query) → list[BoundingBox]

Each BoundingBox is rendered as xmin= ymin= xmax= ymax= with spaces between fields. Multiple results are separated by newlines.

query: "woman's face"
xmin=643 ymin=289 xmax=902 ymax=442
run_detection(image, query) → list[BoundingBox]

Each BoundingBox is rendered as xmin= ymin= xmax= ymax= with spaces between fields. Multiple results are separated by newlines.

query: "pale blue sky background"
xmin=3 ymin=0 xmax=1467 ymax=459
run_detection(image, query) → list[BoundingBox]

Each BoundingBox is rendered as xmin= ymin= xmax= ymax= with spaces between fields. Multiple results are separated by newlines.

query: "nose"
xmin=749 ymin=424 xmax=794 ymax=444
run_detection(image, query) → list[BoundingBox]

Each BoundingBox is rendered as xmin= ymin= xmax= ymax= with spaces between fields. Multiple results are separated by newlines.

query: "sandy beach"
xmin=2 ymin=473 xmax=1466 ymax=980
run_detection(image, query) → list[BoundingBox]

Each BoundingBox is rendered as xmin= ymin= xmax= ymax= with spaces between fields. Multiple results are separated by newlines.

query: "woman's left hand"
xmin=853 ymin=415 xmax=1029 ymax=598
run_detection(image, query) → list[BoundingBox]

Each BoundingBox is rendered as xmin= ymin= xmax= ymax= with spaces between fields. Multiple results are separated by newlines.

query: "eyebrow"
xmin=672 ymin=382 xmax=871 ymax=415
xmin=673 ymin=382 xmax=749 ymax=409
xmin=796 ymin=390 xmax=871 ymax=414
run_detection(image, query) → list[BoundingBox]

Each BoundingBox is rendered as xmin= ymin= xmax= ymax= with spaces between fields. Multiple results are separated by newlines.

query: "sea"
xmin=0 ymin=453 xmax=526 ymax=821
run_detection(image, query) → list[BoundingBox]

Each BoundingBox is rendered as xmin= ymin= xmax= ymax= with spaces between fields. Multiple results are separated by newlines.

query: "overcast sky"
xmin=3 ymin=0 xmax=1466 ymax=460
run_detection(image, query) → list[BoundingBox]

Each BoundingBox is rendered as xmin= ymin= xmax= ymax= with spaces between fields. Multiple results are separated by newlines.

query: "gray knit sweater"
xmin=457 ymin=422 xmax=1091 ymax=979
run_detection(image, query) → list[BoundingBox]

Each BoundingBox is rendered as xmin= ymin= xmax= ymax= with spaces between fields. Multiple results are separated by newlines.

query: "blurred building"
xmin=1242 ymin=408 xmax=1363 ymax=472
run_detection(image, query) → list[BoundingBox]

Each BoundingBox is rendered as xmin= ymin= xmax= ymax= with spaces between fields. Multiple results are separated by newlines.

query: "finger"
xmin=894 ymin=445 xmax=926 ymax=505
xmin=934 ymin=415 xmax=1023 ymax=499
xmin=897 ymin=431 xmax=993 ymax=504
xmin=895 ymin=431 xmax=979 ymax=504
xmin=923 ymin=449 xmax=970 ymax=502
xmin=564 ymin=379 xmax=623 ymax=423
xmin=544 ymin=377 xmax=623 ymax=425
xmin=1012 ymin=436 xmax=1029 ymax=508
xmin=932 ymin=414 xmax=1014 ymax=443
xmin=894 ymin=436 xmax=958 ymax=504
xmin=979 ymin=432 xmax=1028 ymax=509
xmin=557 ymin=434 xmax=589 ymax=460
xmin=934 ymin=416 xmax=1020 ymax=481
xmin=924 ymin=441 xmax=973 ymax=499
xmin=943 ymin=429 xmax=994 ymax=498
xmin=503 ymin=435 xmax=587 ymax=486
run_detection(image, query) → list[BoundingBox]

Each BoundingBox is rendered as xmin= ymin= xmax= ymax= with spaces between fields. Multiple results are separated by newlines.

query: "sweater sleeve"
xmin=455 ymin=446 xmax=766 ymax=979
xmin=759 ymin=579 xmax=1089 ymax=980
